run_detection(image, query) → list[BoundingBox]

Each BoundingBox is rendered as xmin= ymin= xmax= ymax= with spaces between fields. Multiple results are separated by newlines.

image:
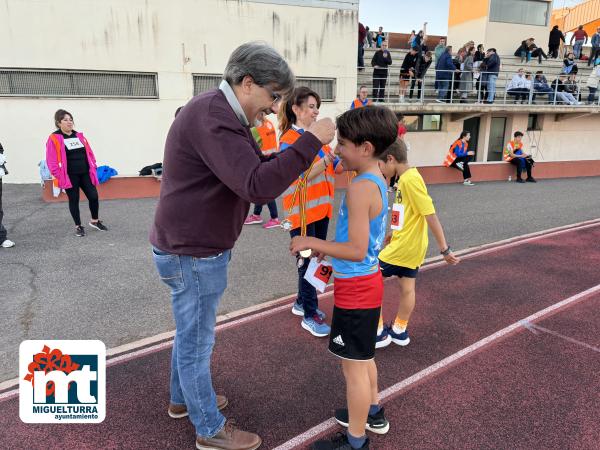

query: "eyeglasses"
xmin=260 ymin=84 xmax=282 ymax=105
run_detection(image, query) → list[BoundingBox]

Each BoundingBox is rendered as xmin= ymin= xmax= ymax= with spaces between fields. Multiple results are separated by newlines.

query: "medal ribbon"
xmin=287 ymin=158 xmax=318 ymax=236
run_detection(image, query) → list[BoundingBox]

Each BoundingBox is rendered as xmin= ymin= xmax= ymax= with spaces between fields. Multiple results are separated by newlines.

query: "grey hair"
xmin=223 ymin=42 xmax=295 ymax=95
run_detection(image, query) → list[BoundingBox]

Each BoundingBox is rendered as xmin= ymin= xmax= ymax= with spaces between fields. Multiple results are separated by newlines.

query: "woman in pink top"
xmin=45 ymin=109 xmax=107 ymax=237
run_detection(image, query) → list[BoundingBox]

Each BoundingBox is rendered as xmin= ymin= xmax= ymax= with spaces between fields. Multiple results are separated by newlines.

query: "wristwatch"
xmin=440 ymin=246 xmax=452 ymax=256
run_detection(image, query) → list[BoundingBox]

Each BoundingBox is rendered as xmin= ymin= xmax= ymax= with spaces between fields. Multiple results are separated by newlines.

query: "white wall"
xmin=0 ymin=0 xmax=357 ymax=183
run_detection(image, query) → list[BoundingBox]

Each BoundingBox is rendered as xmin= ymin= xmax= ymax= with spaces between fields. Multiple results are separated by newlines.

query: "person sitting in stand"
xmin=562 ymin=53 xmax=578 ymax=75
xmin=442 ymin=131 xmax=475 ymax=186
xmin=532 ymin=71 xmax=554 ymax=103
xmin=551 ymin=74 xmax=579 ymax=105
xmin=504 ymin=131 xmax=536 ymax=183
xmin=350 ymin=85 xmax=372 ymax=109
xmin=506 ymin=69 xmax=530 ymax=103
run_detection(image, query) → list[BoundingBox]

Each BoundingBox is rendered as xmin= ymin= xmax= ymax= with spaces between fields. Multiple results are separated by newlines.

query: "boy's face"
xmin=378 ymin=154 xmax=397 ymax=179
xmin=335 ymin=132 xmax=372 ymax=171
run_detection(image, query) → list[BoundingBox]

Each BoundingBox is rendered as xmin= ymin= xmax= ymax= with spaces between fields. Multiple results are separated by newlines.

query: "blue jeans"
xmin=437 ymin=80 xmax=450 ymax=100
xmin=152 ymin=246 xmax=231 ymax=438
xmin=487 ymin=75 xmax=498 ymax=102
xmin=573 ymin=40 xmax=584 ymax=59
xmin=290 ymin=217 xmax=329 ymax=318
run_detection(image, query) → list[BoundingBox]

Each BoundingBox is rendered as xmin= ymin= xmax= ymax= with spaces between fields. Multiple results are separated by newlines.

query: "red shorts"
xmin=333 ymin=271 xmax=383 ymax=310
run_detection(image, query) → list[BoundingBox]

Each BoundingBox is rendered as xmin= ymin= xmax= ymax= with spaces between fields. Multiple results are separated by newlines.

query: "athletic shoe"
xmin=292 ymin=301 xmax=326 ymax=320
xmin=263 ymin=218 xmax=281 ymax=229
xmin=196 ymin=420 xmax=261 ymax=450
xmin=455 ymin=162 xmax=464 ymax=170
xmin=301 ymin=315 xmax=330 ymax=337
xmin=463 ymin=180 xmax=475 ymax=186
xmin=526 ymin=177 xmax=537 ymax=183
xmin=89 ymin=220 xmax=108 ymax=231
xmin=75 ymin=226 xmax=85 ymax=237
xmin=435 ymin=99 xmax=444 ymax=103
xmin=243 ymin=214 xmax=262 ymax=225
xmin=1 ymin=239 xmax=15 ymax=248
xmin=516 ymin=178 xmax=526 ymax=183
xmin=375 ymin=325 xmax=392 ymax=349
xmin=311 ymin=432 xmax=369 ymax=450
xmin=334 ymin=407 xmax=390 ymax=435
xmin=168 ymin=395 xmax=228 ymax=419
xmin=388 ymin=327 xmax=410 ymax=346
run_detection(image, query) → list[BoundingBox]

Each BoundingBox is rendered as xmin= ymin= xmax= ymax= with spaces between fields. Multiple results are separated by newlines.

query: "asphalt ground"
xmin=1 ymin=176 xmax=599 ymax=382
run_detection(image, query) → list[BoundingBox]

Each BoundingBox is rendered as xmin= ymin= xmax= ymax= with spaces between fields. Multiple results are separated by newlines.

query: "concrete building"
xmin=447 ymin=0 xmax=553 ymax=56
xmin=0 ymin=0 xmax=358 ymax=184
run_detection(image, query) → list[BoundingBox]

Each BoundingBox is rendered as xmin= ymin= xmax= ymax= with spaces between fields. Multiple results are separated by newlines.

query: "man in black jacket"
xmin=400 ymin=47 xmax=418 ymax=102
xmin=409 ymin=51 xmax=432 ymax=101
xmin=548 ymin=25 xmax=565 ymax=59
xmin=371 ymin=40 xmax=392 ymax=102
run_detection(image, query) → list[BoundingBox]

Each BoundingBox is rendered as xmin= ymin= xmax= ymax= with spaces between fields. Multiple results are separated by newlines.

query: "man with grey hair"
xmin=150 ymin=42 xmax=335 ymax=450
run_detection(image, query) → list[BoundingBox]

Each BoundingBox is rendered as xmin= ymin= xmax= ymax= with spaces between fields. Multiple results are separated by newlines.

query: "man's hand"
xmin=443 ymin=251 xmax=460 ymax=265
xmin=467 ymin=151 xmax=475 ymax=156
xmin=290 ymin=236 xmax=315 ymax=255
xmin=307 ymin=118 xmax=335 ymax=145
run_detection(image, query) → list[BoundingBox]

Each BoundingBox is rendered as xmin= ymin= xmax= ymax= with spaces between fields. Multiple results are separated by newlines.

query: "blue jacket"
xmin=484 ymin=53 xmax=500 ymax=75
xmin=592 ymin=32 xmax=600 ymax=48
xmin=435 ymin=51 xmax=455 ymax=81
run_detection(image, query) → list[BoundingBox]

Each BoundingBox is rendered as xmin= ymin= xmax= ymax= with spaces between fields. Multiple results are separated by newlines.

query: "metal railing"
xmin=362 ymin=69 xmax=600 ymax=106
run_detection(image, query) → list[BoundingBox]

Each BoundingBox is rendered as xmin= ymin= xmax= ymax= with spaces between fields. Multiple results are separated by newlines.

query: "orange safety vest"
xmin=254 ymin=118 xmax=278 ymax=155
xmin=503 ymin=140 xmax=522 ymax=162
xmin=352 ymin=98 xmax=372 ymax=109
xmin=443 ymin=140 xmax=468 ymax=167
xmin=280 ymin=128 xmax=335 ymax=230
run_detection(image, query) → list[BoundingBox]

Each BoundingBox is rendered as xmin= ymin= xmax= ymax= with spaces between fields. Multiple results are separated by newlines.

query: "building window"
xmin=527 ymin=113 xmax=542 ymax=131
xmin=0 ymin=69 xmax=158 ymax=98
xmin=297 ymin=77 xmax=336 ymax=102
xmin=489 ymin=0 xmax=550 ymax=27
xmin=398 ymin=114 xmax=442 ymax=132
xmin=193 ymin=74 xmax=222 ymax=95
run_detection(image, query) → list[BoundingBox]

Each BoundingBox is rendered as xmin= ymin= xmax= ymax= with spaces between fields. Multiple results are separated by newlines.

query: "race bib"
xmin=304 ymin=258 xmax=333 ymax=293
xmin=390 ymin=203 xmax=404 ymax=231
xmin=64 ymin=137 xmax=84 ymax=151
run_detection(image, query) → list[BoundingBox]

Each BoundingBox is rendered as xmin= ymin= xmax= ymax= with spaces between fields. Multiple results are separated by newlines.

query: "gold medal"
xmin=281 ymin=219 xmax=293 ymax=231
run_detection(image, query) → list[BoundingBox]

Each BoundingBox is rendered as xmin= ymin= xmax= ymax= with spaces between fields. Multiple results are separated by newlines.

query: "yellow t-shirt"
xmin=378 ymin=168 xmax=435 ymax=269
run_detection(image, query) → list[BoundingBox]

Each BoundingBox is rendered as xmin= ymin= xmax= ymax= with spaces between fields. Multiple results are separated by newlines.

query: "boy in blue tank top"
xmin=290 ymin=106 xmax=398 ymax=450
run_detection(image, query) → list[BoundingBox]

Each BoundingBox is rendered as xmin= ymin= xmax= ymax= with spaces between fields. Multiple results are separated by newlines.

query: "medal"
xmin=297 ymin=249 xmax=312 ymax=268
xmin=281 ymin=219 xmax=293 ymax=231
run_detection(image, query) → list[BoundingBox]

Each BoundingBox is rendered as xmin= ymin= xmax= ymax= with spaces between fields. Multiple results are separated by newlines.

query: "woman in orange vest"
xmin=45 ymin=109 xmax=107 ymax=237
xmin=442 ymin=131 xmax=475 ymax=186
xmin=279 ymin=87 xmax=341 ymax=337
xmin=244 ymin=115 xmax=282 ymax=228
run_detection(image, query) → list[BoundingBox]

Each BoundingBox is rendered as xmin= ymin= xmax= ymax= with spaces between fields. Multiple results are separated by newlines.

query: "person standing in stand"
xmin=45 ymin=109 xmax=107 ymax=237
xmin=244 ymin=115 xmax=282 ymax=229
xmin=371 ymin=40 xmax=392 ymax=102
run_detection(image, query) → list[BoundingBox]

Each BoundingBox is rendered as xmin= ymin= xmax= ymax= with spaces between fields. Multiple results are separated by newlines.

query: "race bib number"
xmin=304 ymin=258 xmax=333 ymax=293
xmin=390 ymin=203 xmax=404 ymax=231
xmin=64 ymin=137 xmax=84 ymax=151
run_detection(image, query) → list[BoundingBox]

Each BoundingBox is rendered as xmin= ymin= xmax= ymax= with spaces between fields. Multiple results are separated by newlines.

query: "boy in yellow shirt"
xmin=376 ymin=139 xmax=460 ymax=348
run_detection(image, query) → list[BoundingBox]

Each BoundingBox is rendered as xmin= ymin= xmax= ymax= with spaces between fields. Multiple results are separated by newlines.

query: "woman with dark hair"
xmin=548 ymin=25 xmax=565 ymax=59
xmin=442 ymin=131 xmax=475 ymax=186
xmin=279 ymin=87 xmax=341 ymax=338
xmin=45 ymin=109 xmax=107 ymax=237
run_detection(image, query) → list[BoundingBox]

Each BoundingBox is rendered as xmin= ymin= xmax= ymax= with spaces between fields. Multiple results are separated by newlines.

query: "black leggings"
xmin=65 ymin=172 xmax=99 ymax=226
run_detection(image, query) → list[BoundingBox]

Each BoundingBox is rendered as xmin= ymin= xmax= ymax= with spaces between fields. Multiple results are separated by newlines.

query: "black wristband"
xmin=440 ymin=246 xmax=452 ymax=256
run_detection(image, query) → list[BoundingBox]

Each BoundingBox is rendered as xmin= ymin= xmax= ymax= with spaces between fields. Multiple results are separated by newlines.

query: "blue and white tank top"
xmin=331 ymin=173 xmax=388 ymax=278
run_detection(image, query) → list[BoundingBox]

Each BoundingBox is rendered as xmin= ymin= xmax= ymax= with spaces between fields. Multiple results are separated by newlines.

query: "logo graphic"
xmin=333 ymin=335 xmax=345 ymax=346
xmin=19 ymin=340 xmax=106 ymax=423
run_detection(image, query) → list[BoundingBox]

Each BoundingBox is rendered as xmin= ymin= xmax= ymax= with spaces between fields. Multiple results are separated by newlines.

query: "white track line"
xmin=1 ymin=218 xmax=599 ymax=398
xmin=520 ymin=320 xmax=600 ymax=353
xmin=272 ymin=283 xmax=600 ymax=450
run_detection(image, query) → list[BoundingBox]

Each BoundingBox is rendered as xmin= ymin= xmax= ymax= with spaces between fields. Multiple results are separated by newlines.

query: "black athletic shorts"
xmin=379 ymin=260 xmax=419 ymax=279
xmin=328 ymin=306 xmax=381 ymax=361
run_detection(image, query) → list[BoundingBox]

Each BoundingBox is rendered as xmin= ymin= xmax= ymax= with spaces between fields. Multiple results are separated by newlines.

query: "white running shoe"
xmin=1 ymin=239 xmax=15 ymax=248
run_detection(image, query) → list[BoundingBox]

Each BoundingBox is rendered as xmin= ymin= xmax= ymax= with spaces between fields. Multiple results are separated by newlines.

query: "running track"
xmin=1 ymin=220 xmax=599 ymax=449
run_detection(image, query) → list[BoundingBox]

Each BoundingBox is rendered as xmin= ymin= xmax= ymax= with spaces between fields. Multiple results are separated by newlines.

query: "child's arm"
xmin=290 ymin=181 xmax=373 ymax=261
xmin=425 ymin=213 xmax=460 ymax=265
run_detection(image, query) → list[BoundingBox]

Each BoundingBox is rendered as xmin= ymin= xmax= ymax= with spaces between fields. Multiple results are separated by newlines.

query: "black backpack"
xmin=139 ymin=162 xmax=162 ymax=176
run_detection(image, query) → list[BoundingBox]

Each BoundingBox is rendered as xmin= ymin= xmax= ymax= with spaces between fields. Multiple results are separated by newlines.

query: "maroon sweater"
xmin=150 ymin=89 xmax=322 ymax=257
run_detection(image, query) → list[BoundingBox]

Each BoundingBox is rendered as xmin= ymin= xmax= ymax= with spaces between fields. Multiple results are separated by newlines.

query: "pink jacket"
xmin=45 ymin=132 xmax=99 ymax=189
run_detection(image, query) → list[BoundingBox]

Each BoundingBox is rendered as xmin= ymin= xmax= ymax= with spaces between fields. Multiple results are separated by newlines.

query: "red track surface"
xmin=1 ymin=224 xmax=599 ymax=450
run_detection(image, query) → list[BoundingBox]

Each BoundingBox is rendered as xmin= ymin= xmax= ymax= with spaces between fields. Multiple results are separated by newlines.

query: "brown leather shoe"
xmin=168 ymin=395 xmax=228 ymax=419
xmin=196 ymin=420 xmax=262 ymax=450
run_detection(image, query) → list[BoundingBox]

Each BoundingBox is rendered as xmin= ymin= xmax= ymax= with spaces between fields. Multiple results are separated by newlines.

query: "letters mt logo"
xmin=19 ymin=340 xmax=106 ymax=423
